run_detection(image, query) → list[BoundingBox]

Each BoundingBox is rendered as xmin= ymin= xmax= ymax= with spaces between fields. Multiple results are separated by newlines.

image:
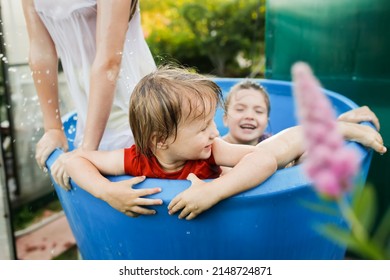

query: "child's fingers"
xmin=129 ymin=206 xmax=157 ymax=216
xmin=185 ymin=212 xmax=197 ymax=220
xmin=375 ymin=130 xmax=384 ymax=144
xmin=369 ymin=130 xmax=386 ymax=154
xmin=361 ymin=106 xmax=380 ymax=130
xmin=366 ymin=116 xmax=379 ymax=131
xmin=186 ymin=173 xmax=201 ymax=184
xmin=365 ymin=133 xmax=386 ymax=154
xmin=51 ymin=161 xmax=68 ymax=190
xmin=372 ymin=116 xmax=380 ymax=131
xmin=167 ymin=197 xmax=184 ymax=215
xmin=359 ymin=114 xmax=380 ymax=131
xmin=126 ymin=176 xmax=163 ymax=198
xmin=123 ymin=210 xmax=140 ymax=218
xmin=133 ymin=186 xmax=162 ymax=198
xmin=134 ymin=196 xmax=163 ymax=206
xmin=128 ymin=176 xmax=146 ymax=185
xmin=178 ymin=208 xmax=190 ymax=219
xmin=374 ymin=142 xmax=387 ymax=154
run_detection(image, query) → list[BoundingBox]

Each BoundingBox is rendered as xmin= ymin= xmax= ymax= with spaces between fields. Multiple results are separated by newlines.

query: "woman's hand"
xmin=100 ymin=176 xmax=163 ymax=217
xmin=168 ymin=173 xmax=221 ymax=220
xmin=35 ymin=128 xmax=68 ymax=170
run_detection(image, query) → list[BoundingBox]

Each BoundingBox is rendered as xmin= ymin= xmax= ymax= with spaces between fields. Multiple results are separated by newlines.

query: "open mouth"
xmin=239 ymin=124 xmax=257 ymax=130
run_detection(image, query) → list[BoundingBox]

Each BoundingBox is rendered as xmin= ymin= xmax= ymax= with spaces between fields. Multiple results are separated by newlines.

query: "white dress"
xmin=33 ymin=0 xmax=156 ymax=150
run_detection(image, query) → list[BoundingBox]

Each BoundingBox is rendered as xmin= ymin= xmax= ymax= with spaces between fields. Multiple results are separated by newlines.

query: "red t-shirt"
xmin=124 ymin=145 xmax=222 ymax=179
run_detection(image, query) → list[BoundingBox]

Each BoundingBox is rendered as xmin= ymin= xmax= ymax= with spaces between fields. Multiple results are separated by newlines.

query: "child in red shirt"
xmin=65 ymin=66 xmax=386 ymax=220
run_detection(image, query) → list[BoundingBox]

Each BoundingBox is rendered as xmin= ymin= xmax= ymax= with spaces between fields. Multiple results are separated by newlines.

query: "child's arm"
xmin=168 ymin=121 xmax=386 ymax=220
xmin=167 ymin=138 xmax=282 ymax=220
xmin=337 ymin=121 xmax=386 ymax=154
xmin=338 ymin=106 xmax=380 ymax=131
xmin=65 ymin=150 xmax=163 ymax=216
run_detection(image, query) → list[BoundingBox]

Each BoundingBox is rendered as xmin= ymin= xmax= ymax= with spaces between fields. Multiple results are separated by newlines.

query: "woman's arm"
xmin=22 ymin=0 xmax=68 ymax=168
xmin=81 ymin=0 xmax=133 ymax=150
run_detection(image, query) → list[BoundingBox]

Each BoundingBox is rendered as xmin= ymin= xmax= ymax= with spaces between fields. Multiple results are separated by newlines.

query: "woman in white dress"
xmin=22 ymin=0 xmax=162 ymax=211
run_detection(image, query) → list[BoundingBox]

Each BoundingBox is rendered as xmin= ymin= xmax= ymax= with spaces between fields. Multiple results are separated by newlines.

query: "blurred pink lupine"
xmin=292 ymin=62 xmax=360 ymax=198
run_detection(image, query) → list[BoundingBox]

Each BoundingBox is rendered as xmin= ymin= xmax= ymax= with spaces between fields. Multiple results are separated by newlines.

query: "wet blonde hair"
xmin=129 ymin=65 xmax=223 ymax=156
xmin=224 ymin=80 xmax=271 ymax=116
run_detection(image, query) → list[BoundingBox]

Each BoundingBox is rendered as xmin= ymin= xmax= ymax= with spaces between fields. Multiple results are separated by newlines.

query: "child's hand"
xmin=51 ymin=150 xmax=77 ymax=191
xmin=344 ymin=122 xmax=387 ymax=154
xmin=338 ymin=106 xmax=380 ymax=131
xmin=168 ymin=173 xmax=220 ymax=220
xmin=101 ymin=176 xmax=163 ymax=217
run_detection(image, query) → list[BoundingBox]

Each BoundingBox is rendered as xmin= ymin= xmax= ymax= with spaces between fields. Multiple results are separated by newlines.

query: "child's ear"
xmin=156 ymin=141 xmax=169 ymax=150
xmin=151 ymin=133 xmax=169 ymax=150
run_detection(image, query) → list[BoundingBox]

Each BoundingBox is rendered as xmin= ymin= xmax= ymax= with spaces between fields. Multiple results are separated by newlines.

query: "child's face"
xmin=166 ymin=108 xmax=219 ymax=161
xmin=223 ymin=88 xmax=269 ymax=145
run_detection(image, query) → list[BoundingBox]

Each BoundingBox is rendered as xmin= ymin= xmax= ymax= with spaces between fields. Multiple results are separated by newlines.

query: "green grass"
xmin=12 ymin=195 xmax=63 ymax=231
xmin=53 ymin=245 xmax=79 ymax=260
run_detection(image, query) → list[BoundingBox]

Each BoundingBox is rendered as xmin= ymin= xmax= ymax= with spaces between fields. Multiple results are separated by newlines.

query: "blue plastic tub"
xmin=46 ymin=78 xmax=373 ymax=260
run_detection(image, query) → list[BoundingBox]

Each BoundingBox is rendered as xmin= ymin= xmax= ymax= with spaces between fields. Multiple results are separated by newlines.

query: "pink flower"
xmin=292 ymin=62 xmax=359 ymax=198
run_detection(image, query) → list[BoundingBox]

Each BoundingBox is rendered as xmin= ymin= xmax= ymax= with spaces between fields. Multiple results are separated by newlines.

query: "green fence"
xmin=265 ymin=0 xmax=390 ymax=232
